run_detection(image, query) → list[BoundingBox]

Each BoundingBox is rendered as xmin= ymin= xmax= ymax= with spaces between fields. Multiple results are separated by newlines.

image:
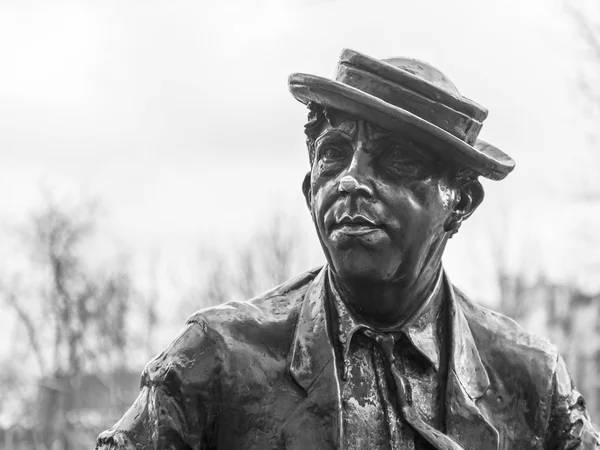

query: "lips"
xmin=331 ymin=214 xmax=384 ymax=236
xmin=333 ymin=214 xmax=379 ymax=227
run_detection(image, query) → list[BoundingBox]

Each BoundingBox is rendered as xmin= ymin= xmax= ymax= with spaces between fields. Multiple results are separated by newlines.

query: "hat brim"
xmin=289 ymin=73 xmax=515 ymax=180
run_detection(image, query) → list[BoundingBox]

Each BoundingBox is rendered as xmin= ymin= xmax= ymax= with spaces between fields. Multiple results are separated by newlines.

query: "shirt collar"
xmin=329 ymin=269 xmax=444 ymax=372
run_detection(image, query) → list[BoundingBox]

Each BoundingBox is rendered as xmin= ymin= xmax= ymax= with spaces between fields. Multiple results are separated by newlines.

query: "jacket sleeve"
xmin=545 ymin=355 xmax=599 ymax=450
xmin=95 ymin=317 xmax=222 ymax=450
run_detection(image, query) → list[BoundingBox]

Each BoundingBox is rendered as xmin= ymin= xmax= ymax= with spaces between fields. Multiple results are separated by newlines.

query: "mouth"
xmin=331 ymin=214 xmax=385 ymax=236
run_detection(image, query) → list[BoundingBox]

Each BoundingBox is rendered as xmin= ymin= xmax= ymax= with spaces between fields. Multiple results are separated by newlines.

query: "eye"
xmin=319 ymin=145 xmax=347 ymax=162
xmin=388 ymin=161 xmax=424 ymax=177
xmin=382 ymin=148 xmax=426 ymax=178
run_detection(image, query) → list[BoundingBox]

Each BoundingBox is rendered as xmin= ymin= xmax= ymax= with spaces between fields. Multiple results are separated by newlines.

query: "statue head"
xmin=289 ymin=50 xmax=515 ymax=287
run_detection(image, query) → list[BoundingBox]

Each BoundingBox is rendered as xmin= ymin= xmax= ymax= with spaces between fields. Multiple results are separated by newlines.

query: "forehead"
xmin=315 ymin=111 xmax=435 ymax=161
xmin=316 ymin=110 xmax=391 ymax=142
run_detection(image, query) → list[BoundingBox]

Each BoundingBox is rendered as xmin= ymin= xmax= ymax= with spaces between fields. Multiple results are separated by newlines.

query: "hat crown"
xmin=382 ymin=57 xmax=460 ymax=96
xmin=334 ymin=49 xmax=487 ymax=145
xmin=287 ymin=48 xmax=516 ymax=180
xmin=336 ymin=49 xmax=487 ymax=123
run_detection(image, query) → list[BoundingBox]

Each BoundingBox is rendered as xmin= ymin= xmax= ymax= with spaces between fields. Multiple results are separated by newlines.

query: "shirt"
xmin=328 ymin=271 xmax=448 ymax=450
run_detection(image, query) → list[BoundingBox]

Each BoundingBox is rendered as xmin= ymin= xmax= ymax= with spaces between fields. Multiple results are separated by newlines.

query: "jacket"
xmin=96 ymin=266 xmax=599 ymax=449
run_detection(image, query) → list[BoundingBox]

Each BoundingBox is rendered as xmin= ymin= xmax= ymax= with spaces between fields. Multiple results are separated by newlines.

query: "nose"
xmin=337 ymin=144 xmax=374 ymax=198
xmin=338 ymin=175 xmax=374 ymax=197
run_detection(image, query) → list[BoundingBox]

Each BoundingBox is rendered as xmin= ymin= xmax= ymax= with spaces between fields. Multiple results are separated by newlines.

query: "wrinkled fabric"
xmin=95 ymin=266 xmax=599 ymax=450
xmin=329 ymin=271 xmax=446 ymax=449
xmin=330 ymin=270 xmax=444 ymax=373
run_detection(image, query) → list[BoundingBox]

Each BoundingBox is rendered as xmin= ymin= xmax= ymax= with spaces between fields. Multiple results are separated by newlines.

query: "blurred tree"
xmin=236 ymin=211 xmax=301 ymax=299
xmin=180 ymin=211 xmax=304 ymax=317
xmin=201 ymin=248 xmax=230 ymax=307
xmin=236 ymin=244 xmax=261 ymax=300
xmin=255 ymin=212 xmax=299 ymax=289
xmin=138 ymin=252 xmax=160 ymax=362
xmin=145 ymin=256 xmax=160 ymax=359
xmin=0 ymin=193 xmax=134 ymax=450
xmin=562 ymin=3 xmax=600 ymax=418
xmin=566 ymin=0 xmax=600 ymax=107
xmin=564 ymin=0 xmax=600 ymax=199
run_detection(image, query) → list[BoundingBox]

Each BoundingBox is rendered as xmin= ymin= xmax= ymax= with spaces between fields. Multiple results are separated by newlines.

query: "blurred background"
xmin=0 ymin=0 xmax=599 ymax=448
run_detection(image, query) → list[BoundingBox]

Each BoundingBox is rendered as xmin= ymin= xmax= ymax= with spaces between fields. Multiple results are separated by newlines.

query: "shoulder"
xmin=454 ymin=285 xmax=559 ymax=383
xmin=143 ymin=268 xmax=320 ymax=387
xmin=186 ymin=266 xmax=320 ymax=331
xmin=453 ymin=287 xmax=600 ymax=446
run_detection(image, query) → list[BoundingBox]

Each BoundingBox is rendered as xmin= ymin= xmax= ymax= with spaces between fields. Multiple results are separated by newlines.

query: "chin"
xmin=329 ymin=247 xmax=399 ymax=285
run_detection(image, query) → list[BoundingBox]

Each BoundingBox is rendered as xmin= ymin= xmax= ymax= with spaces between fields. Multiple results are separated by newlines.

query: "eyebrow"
xmin=370 ymin=136 xmax=437 ymax=162
xmin=314 ymin=126 xmax=440 ymax=166
xmin=314 ymin=129 xmax=354 ymax=150
xmin=366 ymin=123 xmax=392 ymax=142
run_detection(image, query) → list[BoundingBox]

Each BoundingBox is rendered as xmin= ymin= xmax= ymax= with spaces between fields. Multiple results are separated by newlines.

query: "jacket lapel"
xmin=445 ymin=276 xmax=499 ymax=450
xmin=285 ymin=267 xmax=343 ymax=449
xmin=285 ymin=269 xmax=499 ymax=450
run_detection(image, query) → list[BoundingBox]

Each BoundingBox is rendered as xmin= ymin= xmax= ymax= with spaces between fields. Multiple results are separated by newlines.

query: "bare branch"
xmin=1 ymin=287 xmax=46 ymax=374
xmin=566 ymin=2 xmax=600 ymax=62
xmin=256 ymin=212 xmax=299 ymax=287
xmin=563 ymin=0 xmax=600 ymax=200
xmin=236 ymin=246 xmax=260 ymax=299
xmin=576 ymin=76 xmax=600 ymax=110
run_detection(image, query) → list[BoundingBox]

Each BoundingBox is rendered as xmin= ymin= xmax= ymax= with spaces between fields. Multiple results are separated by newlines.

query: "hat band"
xmin=335 ymin=64 xmax=482 ymax=145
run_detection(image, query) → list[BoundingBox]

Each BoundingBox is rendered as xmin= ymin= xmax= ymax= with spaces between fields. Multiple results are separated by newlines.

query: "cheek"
xmin=311 ymin=158 xmax=340 ymax=182
xmin=311 ymin=165 xmax=338 ymax=201
xmin=413 ymin=177 xmax=456 ymax=210
xmin=386 ymin=179 xmax=440 ymax=214
xmin=309 ymin=177 xmax=335 ymax=226
xmin=390 ymin=178 xmax=455 ymax=230
xmin=420 ymin=179 xmax=457 ymax=230
xmin=437 ymin=179 xmax=457 ymax=209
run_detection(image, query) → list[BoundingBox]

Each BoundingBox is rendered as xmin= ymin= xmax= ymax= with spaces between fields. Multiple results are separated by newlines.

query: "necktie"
xmin=366 ymin=331 xmax=467 ymax=450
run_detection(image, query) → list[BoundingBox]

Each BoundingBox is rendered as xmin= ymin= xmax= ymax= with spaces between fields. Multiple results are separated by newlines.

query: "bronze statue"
xmin=96 ymin=50 xmax=599 ymax=449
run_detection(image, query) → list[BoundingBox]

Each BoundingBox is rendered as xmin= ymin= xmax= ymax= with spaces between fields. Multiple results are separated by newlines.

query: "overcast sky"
xmin=0 ymin=0 xmax=598 ymax=308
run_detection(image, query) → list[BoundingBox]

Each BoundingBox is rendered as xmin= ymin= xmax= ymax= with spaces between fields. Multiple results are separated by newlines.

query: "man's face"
xmin=304 ymin=113 xmax=460 ymax=285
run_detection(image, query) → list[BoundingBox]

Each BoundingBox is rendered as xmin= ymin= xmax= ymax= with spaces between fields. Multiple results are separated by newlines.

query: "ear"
xmin=445 ymin=179 xmax=484 ymax=235
xmin=302 ymin=172 xmax=312 ymax=210
xmin=455 ymin=178 xmax=484 ymax=221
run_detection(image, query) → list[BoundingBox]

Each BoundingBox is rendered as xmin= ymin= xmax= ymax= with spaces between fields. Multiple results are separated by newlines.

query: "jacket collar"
xmin=289 ymin=265 xmax=491 ymax=400
xmin=329 ymin=269 xmax=444 ymax=374
xmin=444 ymin=274 xmax=491 ymax=400
xmin=288 ymin=265 xmax=499 ymax=450
xmin=287 ymin=266 xmax=343 ymax=449
xmin=288 ymin=266 xmax=337 ymax=393
xmin=444 ymin=276 xmax=499 ymax=450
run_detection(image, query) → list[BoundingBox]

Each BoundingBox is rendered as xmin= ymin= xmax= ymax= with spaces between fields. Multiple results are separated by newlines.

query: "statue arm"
xmin=94 ymin=384 xmax=186 ymax=449
xmin=545 ymin=356 xmax=600 ymax=450
xmin=95 ymin=318 xmax=222 ymax=450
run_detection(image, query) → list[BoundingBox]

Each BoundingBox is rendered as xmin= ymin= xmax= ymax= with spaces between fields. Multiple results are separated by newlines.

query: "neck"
xmin=330 ymin=261 xmax=444 ymax=330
